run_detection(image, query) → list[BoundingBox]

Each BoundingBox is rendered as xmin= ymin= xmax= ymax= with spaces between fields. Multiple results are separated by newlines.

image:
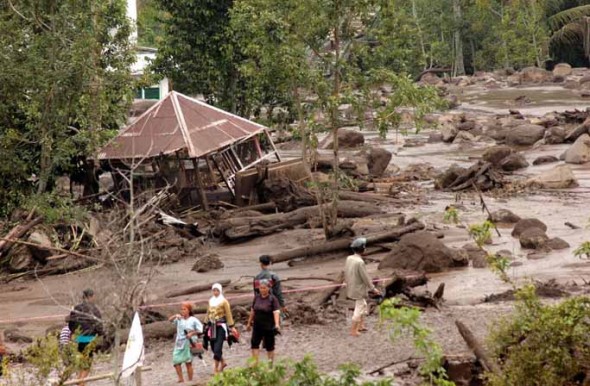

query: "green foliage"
xmin=486 ymin=253 xmax=510 ymax=283
xmin=208 ymin=356 xmax=392 ymax=386
xmin=2 ymin=334 xmax=91 ymax=386
xmin=468 ymin=221 xmax=493 ymax=247
xmin=379 ymin=299 xmax=454 ymax=386
xmin=0 ymin=0 xmax=134 ymax=209
xmin=443 ymin=206 xmax=460 ymax=224
xmin=573 ymin=241 xmax=590 ymax=259
xmin=487 ymin=285 xmax=590 ymax=386
xmin=23 ymin=193 xmax=87 ymax=225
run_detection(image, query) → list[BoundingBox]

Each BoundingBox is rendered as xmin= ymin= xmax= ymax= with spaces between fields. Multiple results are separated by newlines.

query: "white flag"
xmin=121 ymin=312 xmax=145 ymax=379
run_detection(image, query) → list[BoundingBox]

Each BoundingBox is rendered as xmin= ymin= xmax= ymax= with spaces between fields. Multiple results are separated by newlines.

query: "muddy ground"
xmin=2 ymin=82 xmax=590 ymax=385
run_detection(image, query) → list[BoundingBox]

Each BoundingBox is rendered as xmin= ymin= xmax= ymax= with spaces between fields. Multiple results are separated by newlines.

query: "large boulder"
xmin=378 ymin=231 xmax=468 ymax=273
xmin=482 ymin=145 xmax=513 ymax=166
xmin=367 ymin=147 xmax=392 ymax=177
xmin=526 ymin=165 xmax=578 ymax=189
xmin=484 ymin=124 xmax=508 ymax=141
xmin=435 ymin=164 xmax=466 ymax=190
xmin=512 ymin=218 xmax=547 ymax=237
xmin=488 ymin=209 xmax=521 ymax=224
xmin=505 ymin=124 xmax=546 ymax=146
xmin=532 ymin=155 xmax=559 ymax=165
xmin=564 ymin=118 xmax=590 ymax=142
xmin=564 ymin=133 xmax=590 ymax=164
xmin=336 ymin=128 xmax=364 ymax=149
xmin=519 ymin=227 xmax=549 ymax=249
xmin=462 ymin=243 xmax=488 ymax=268
xmin=547 ymin=237 xmax=570 ymax=250
xmin=544 ymin=126 xmax=566 ymax=144
xmin=521 ymin=67 xmax=552 ymax=83
xmin=552 ymin=63 xmax=573 ymax=77
xmin=441 ymin=124 xmax=458 ymax=143
xmin=453 ymin=130 xmax=476 ymax=144
xmin=27 ymin=230 xmax=53 ymax=263
xmin=500 ymin=153 xmax=529 ymax=171
xmin=420 ymin=72 xmax=444 ymax=86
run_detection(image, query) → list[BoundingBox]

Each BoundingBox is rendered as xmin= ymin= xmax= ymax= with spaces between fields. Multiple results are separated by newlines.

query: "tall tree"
xmin=0 ymin=0 xmax=134 ymax=206
xmin=549 ymin=4 xmax=590 ymax=64
xmin=453 ymin=0 xmax=466 ymax=75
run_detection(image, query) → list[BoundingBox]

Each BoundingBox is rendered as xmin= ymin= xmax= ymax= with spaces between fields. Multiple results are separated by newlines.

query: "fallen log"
xmin=233 ymin=202 xmax=277 ymax=213
xmin=214 ymin=200 xmax=384 ymax=242
xmin=270 ymin=221 xmax=425 ymax=264
xmin=166 ymin=279 xmax=231 ymax=298
xmin=455 ymin=320 xmax=499 ymax=374
xmin=0 ymin=217 xmax=44 ymax=257
xmin=312 ymin=272 xmax=344 ymax=307
xmin=382 ymin=271 xmax=428 ymax=296
xmin=338 ymin=191 xmax=393 ymax=203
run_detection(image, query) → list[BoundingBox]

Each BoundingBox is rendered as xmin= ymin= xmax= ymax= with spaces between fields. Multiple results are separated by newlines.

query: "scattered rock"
xmin=441 ymin=125 xmax=458 ymax=143
xmin=547 ymin=237 xmax=570 ymax=250
xmin=482 ymin=145 xmax=513 ymax=166
xmin=526 ymin=164 xmax=578 ymax=189
xmin=462 ymin=243 xmax=488 ymax=268
xmin=378 ymin=232 xmax=468 ymax=273
xmin=511 ymin=218 xmax=547 ymax=238
xmin=435 ymin=164 xmax=467 ymax=190
xmin=27 ymin=230 xmax=53 ymax=263
xmin=500 ymin=153 xmax=529 ymax=171
xmin=484 ymin=279 xmax=568 ymax=302
xmin=484 ymin=124 xmax=507 ymax=141
xmin=521 ymin=67 xmax=552 ymax=83
xmin=505 ymin=124 xmax=546 ymax=146
xmin=453 ymin=130 xmax=476 ymax=144
xmin=428 ymin=132 xmax=444 ymax=143
xmin=420 ymin=72 xmax=444 ymax=86
xmin=552 ymin=63 xmax=573 ymax=77
xmin=456 ymin=120 xmax=476 ymax=131
xmin=519 ymin=227 xmax=549 ymax=249
xmin=191 ymin=253 xmax=224 ymax=273
xmin=564 ymin=133 xmax=590 ymax=164
xmin=532 ymin=155 xmax=559 ymax=165
xmin=543 ymin=126 xmax=566 ymax=144
xmin=488 ymin=209 xmax=521 ymax=224
xmin=367 ymin=147 xmax=392 ymax=177
xmin=495 ymin=250 xmax=514 ymax=260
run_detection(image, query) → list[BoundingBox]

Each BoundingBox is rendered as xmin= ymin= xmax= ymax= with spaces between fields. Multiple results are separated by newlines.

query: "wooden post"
xmin=192 ymin=159 xmax=209 ymax=211
xmin=134 ymin=366 xmax=143 ymax=386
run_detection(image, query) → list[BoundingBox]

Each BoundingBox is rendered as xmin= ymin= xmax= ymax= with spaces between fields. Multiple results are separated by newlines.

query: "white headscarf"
xmin=209 ymin=283 xmax=226 ymax=308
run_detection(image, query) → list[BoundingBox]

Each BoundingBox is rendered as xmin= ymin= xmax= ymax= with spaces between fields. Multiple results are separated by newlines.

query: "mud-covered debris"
xmin=532 ymin=155 xmax=559 ymax=165
xmin=484 ymin=279 xmax=569 ymax=303
xmin=436 ymin=161 xmax=503 ymax=192
xmin=191 ymin=253 xmax=224 ymax=273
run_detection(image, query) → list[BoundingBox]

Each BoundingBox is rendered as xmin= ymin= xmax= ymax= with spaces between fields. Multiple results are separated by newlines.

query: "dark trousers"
xmin=212 ymin=326 xmax=226 ymax=361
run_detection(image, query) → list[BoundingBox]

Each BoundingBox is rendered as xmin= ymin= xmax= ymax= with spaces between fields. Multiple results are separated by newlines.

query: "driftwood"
xmin=166 ymin=279 xmax=231 ymax=298
xmin=233 ymin=202 xmax=277 ymax=213
xmin=338 ymin=191 xmax=393 ymax=203
xmin=270 ymin=221 xmax=425 ymax=264
xmin=382 ymin=271 xmax=428 ymax=296
xmin=0 ymin=216 xmax=43 ymax=257
xmin=214 ymin=200 xmax=383 ymax=242
xmin=368 ymin=356 xmax=422 ymax=375
xmin=312 ymin=272 xmax=344 ymax=306
xmin=445 ymin=161 xmax=503 ymax=192
xmin=455 ymin=320 xmax=499 ymax=374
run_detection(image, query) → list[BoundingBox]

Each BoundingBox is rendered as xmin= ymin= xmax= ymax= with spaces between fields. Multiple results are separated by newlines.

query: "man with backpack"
xmin=253 ymin=255 xmax=286 ymax=312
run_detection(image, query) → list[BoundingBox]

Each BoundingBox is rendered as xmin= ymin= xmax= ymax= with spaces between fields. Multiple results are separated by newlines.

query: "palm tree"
xmin=549 ymin=5 xmax=590 ymax=62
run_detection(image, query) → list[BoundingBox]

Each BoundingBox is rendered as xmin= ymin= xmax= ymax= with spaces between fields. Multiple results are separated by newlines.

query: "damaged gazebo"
xmin=97 ymin=91 xmax=281 ymax=208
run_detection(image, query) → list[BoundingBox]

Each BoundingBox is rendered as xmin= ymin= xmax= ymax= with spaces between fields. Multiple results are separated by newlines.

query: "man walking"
xmin=69 ymin=289 xmax=103 ymax=385
xmin=253 ymin=255 xmax=286 ymax=312
xmin=344 ymin=238 xmax=379 ymax=337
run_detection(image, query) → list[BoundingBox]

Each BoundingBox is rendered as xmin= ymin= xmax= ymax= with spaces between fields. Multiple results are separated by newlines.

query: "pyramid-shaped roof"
xmin=98 ymin=91 xmax=266 ymax=160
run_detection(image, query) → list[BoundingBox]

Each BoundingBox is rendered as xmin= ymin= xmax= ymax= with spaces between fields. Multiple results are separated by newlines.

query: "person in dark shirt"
xmin=69 ymin=289 xmax=103 ymax=385
xmin=246 ymin=279 xmax=281 ymax=365
xmin=253 ymin=255 xmax=286 ymax=312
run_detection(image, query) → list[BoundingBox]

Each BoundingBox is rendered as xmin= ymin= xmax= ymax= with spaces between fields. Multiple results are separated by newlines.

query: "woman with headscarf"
xmin=205 ymin=283 xmax=236 ymax=373
xmin=169 ymin=302 xmax=203 ymax=383
xmin=246 ymin=279 xmax=281 ymax=365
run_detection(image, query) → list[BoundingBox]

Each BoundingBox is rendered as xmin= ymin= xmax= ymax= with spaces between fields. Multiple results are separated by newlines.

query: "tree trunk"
xmin=312 ymin=272 xmax=344 ymax=306
xmin=214 ymin=200 xmax=383 ymax=242
xmin=0 ymin=216 xmax=44 ymax=257
xmin=453 ymin=0 xmax=465 ymax=76
xmin=455 ymin=320 xmax=499 ymax=374
xmin=269 ymin=221 xmax=425 ymax=263
xmin=166 ymin=279 xmax=231 ymax=298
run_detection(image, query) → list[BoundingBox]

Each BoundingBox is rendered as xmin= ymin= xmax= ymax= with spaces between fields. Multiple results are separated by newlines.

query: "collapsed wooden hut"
xmin=97 ymin=91 xmax=282 ymax=208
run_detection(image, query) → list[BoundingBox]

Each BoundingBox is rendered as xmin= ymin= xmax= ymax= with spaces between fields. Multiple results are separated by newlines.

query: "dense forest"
xmin=0 ymin=0 xmax=589 ymax=212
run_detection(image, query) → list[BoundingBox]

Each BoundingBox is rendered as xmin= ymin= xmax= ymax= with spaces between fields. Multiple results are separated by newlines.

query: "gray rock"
xmin=453 ymin=130 xmax=476 ymax=143
xmin=532 ymin=155 xmax=559 ymax=165
xmin=512 ymin=218 xmax=547 ymax=237
xmin=526 ymin=165 xmax=578 ymax=189
xmin=547 ymin=237 xmax=570 ymax=250
xmin=552 ymin=63 xmax=573 ymax=77
xmin=488 ymin=209 xmax=521 ymax=224
xmin=482 ymin=145 xmax=513 ymax=166
xmin=519 ymin=227 xmax=549 ymax=249
xmin=500 ymin=153 xmax=529 ymax=171
xmin=367 ymin=147 xmax=393 ymax=177
xmin=462 ymin=243 xmax=488 ymax=268
xmin=505 ymin=124 xmax=546 ymax=146
xmin=441 ymin=124 xmax=458 ymax=143
xmin=544 ymin=126 xmax=566 ymax=144
xmin=521 ymin=67 xmax=552 ymax=83
xmin=435 ymin=164 xmax=466 ymax=190
xmin=564 ymin=133 xmax=590 ymax=164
